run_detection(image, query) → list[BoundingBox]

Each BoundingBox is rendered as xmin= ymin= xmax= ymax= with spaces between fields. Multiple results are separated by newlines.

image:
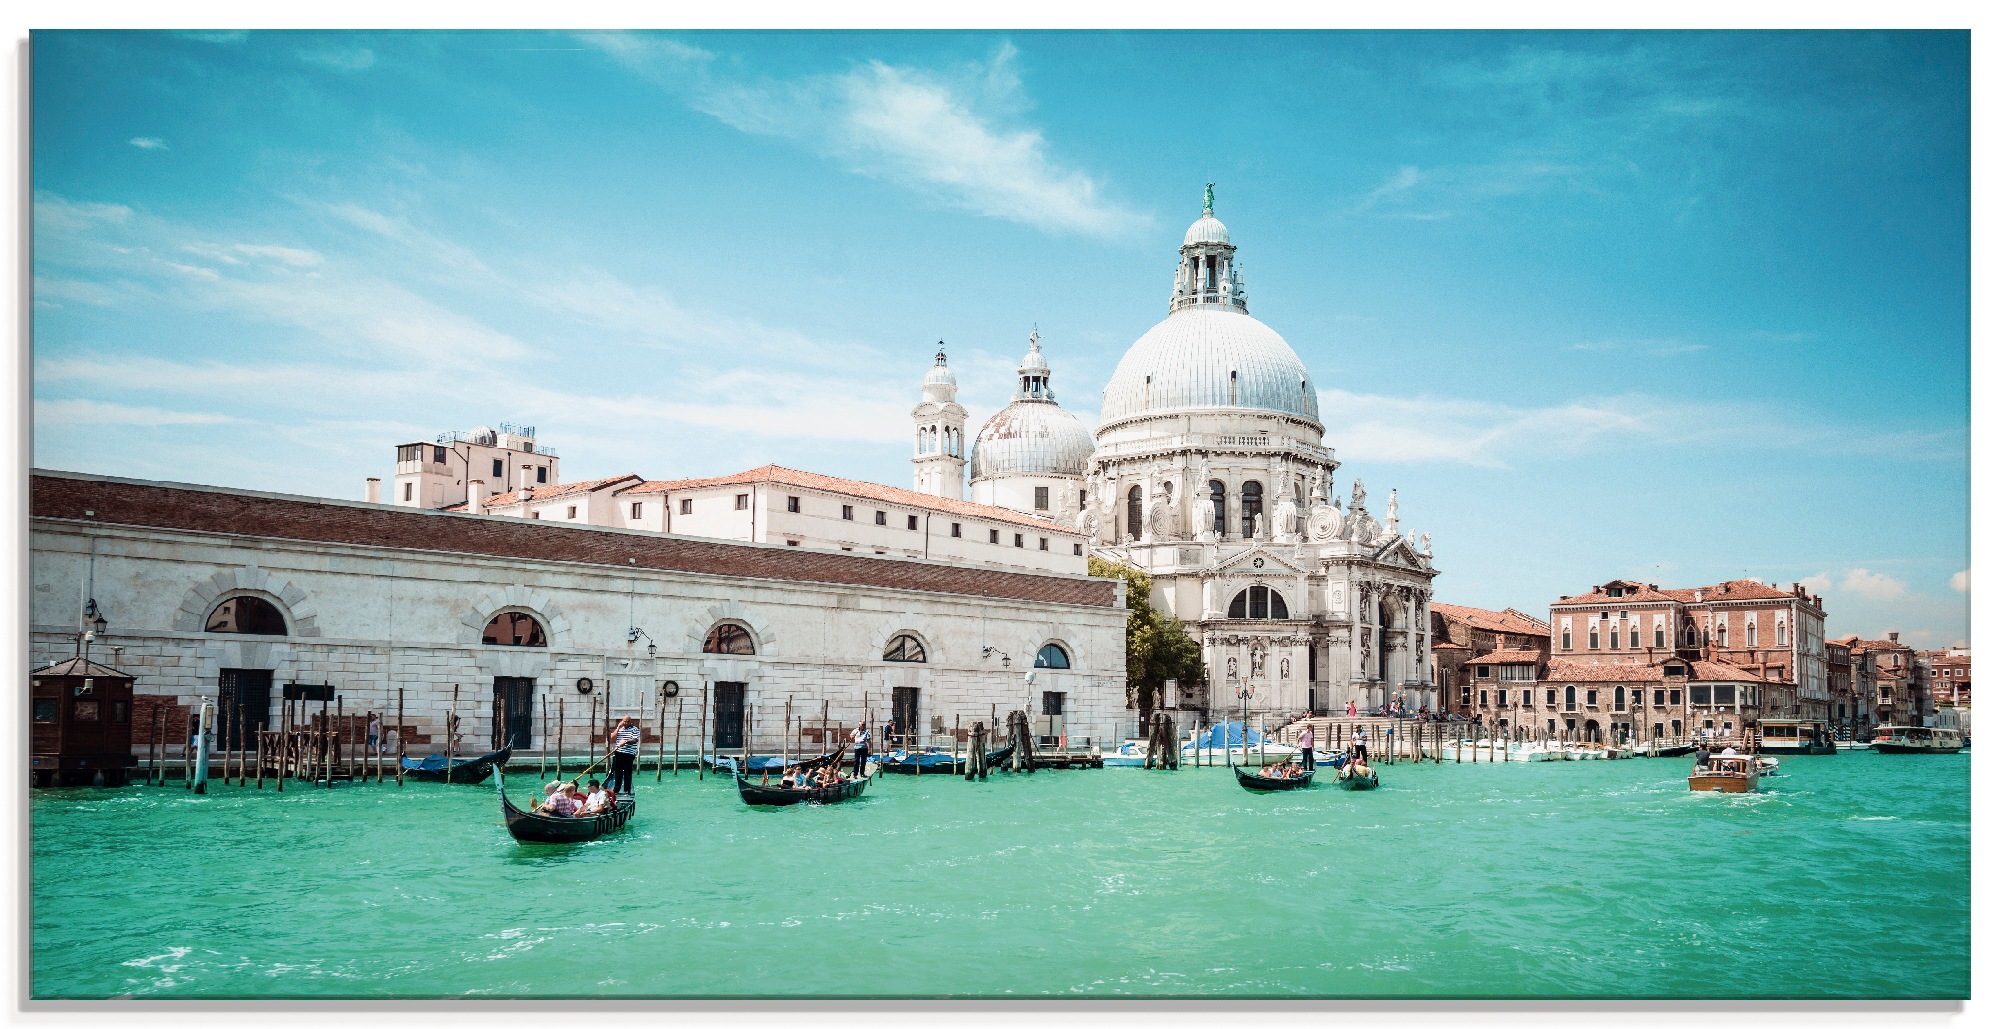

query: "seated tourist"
xmin=580 ymin=781 xmax=608 ymax=815
xmin=535 ymin=781 xmax=562 ymax=814
xmin=546 ymin=783 xmax=579 ymax=817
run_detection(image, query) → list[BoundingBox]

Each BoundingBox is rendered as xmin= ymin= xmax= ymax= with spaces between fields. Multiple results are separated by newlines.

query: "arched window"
xmin=1126 ymin=486 xmax=1143 ymax=540
xmin=703 ymin=623 xmax=755 ymax=655
xmin=1240 ymin=481 xmax=1263 ymax=538
xmin=1746 ymin=617 xmax=1758 ymax=648
xmin=482 ymin=611 xmax=547 ymax=647
xmin=883 ymin=633 xmax=927 ymax=662
xmin=1716 ymin=617 xmax=1728 ymax=648
xmin=1776 ymin=616 xmax=1788 ymax=647
xmin=1614 ymin=685 xmax=1627 ymax=712
xmin=1208 ymin=480 xmax=1227 ymax=536
xmin=1564 ymin=685 xmax=1577 ymax=711
xmin=1034 ymin=643 xmax=1071 ymax=669
xmin=1226 ymin=585 xmax=1290 ymax=620
xmin=205 ymin=596 xmax=287 ymax=635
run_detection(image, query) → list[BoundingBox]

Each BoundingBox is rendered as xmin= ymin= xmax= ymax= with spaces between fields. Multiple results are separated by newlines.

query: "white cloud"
xmin=1800 ymin=573 xmax=1833 ymax=596
xmin=1950 ymin=570 xmax=1969 ymax=593
xmin=129 ymin=137 xmax=168 ymax=150
xmin=37 ymin=399 xmax=235 ymax=427
xmin=1352 ymin=160 xmax=1587 ymax=219
xmin=1839 ymin=568 xmax=1908 ymax=601
xmin=588 ymin=37 xmax=1145 ymax=238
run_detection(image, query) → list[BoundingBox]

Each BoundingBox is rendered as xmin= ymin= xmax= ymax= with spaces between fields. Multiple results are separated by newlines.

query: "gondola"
xmin=1235 ymin=765 xmax=1314 ymax=792
xmin=705 ymin=751 xmax=838 ymax=775
xmin=877 ymin=744 xmax=1015 ymax=775
xmin=1336 ymin=768 xmax=1380 ymax=791
xmin=401 ymin=746 xmax=510 ymax=784
xmin=499 ymin=782 xmax=635 ymax=843
xmin=735 ymin=770 xmax=869 ymax=806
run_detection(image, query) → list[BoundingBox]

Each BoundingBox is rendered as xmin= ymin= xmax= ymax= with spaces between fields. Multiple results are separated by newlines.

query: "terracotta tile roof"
xmin=1698 ymin=579 xmax=1798 ymax=601
xmin=1430 ymin=602 xmax=1552 ymax=636
xmin=1851 ymin=638 xmax=1913 ymax=652
xmin=1555 ymin=578 xmax=1805 ymax=607
xmin=1465 ymin=649 xmax=1545 ymax=666
xmin=1544 ymin=658 xmax=1663 ymax=683
xmin=1431 ymin=641 xmax=1468 ymax=650
xmin=475 ymin=474 xmax=643 ymax=509
xmin=31 ymin=471 xmax=1117 ymax=609
xmin=1690 ymin=659 xmax=1779 ymax=682
xmin=616 ymin=465 xmax=1080 ymax=535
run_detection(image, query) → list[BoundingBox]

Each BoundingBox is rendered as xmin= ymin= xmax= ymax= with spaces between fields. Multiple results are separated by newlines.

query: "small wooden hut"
xmin=30 ymin=657 xmax=137 ymax=787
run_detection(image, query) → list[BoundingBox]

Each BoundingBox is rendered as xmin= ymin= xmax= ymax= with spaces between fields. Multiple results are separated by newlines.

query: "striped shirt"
xmin=613 ymin=724 xmax=641 ymax=755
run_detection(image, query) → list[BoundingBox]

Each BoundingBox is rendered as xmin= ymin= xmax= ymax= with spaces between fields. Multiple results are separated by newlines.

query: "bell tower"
xmin=912 ymin=344 xmax=967 ymax=500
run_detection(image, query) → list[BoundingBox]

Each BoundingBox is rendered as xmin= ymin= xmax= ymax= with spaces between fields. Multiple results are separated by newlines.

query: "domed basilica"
xmin=913 ymin=188 xmax=1438 ymax=719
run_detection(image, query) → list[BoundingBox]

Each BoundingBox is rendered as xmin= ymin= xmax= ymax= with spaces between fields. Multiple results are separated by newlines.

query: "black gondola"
xmin=1235 ymin=765 xmax=1314 ymax=792
xmin=401 ymin=746 xmax=510 ymax=784
xmin=1337 ymin=769 xmax=1380 ymax=790
xmin=735 ymin=770 xmax=869 ymax=806
xmin=500 ymin=785 xmax=635 ymax=843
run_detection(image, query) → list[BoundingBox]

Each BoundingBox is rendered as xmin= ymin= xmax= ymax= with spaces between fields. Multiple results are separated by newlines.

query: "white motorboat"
xmin=1181 ymin=722 xmax=1299 ymax=767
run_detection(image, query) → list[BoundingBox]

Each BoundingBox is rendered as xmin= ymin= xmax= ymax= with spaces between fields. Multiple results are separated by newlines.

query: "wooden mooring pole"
xmin=396 ymin=688 xmax=406 ymax=787
xmin=672 ymin=696 xmax=682 ymax=777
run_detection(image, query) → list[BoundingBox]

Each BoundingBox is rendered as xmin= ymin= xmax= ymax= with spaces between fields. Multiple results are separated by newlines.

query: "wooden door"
xmin=713 ymin=682 xmax=746 ymax=750
xmin=493 ymin=677 xmax=535 ymax=749
xmin=218 ymin=669 xmax=274 ymax=737
xmin=892 ymin=687 xmax=919 ymax=747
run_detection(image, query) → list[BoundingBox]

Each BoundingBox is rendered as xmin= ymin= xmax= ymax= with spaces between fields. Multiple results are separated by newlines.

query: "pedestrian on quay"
xmin=1298 ymin=724 xmax=1315 ymax=771
xmin=609 ymin=716 xmax=641 ymax=792
xmin=367 ymin=713 xmax=382 ymax=754
xmin=850 ymin=721 xmax=871 ymax=778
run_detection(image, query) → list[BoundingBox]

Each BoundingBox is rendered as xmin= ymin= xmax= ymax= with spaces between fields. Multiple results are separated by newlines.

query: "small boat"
xmin=1336 ymin=767 xmax=1380 ymax=791
xmin=1235 ymin=765 xmax=1314 ymax=792
xmin=1689 ymin=754 xmax=1761 ymax=793
xmin=1755 ymin=719 xmax=1837 ymax=756
xmin=735 ymin=770 xmax=869 ymax=806
xmin=1754 ymin=756 xmax=1780 ymax=776
xmin=705 ymin=752 xmax=836 ymax=775
xmin=875 ymin=744 xmax=1015 ymax=775
xmin=1870 ymin=725 xmax=1965 ymax=754
xmin=1182 ymin=722 xmax=1299 ymax=767
xmin=401 ymin=747 xmax=510 ymax=784
xmin=1104 ymin=739 xmax=1148 ymax=767
xmin=500 ymin=784 xmax=635 ymax=843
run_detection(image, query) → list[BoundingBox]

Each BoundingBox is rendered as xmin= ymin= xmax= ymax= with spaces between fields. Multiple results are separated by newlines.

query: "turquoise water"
xmin=31 ymin=752 xmax=1968 ymax=998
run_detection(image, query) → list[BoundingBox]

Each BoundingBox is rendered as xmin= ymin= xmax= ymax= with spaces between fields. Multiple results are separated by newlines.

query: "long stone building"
xmin=30 ymin=470 xmax=1130 ymax=760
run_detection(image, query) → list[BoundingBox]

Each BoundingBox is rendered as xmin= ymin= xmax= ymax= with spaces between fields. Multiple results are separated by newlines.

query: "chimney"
xmin=1888 ymin=632 xmax=1899 ymax=645
xmin=365 ymin=477 xmax=381 ymax=504
xmin=467 ymin=480 xmax=485 ymax=516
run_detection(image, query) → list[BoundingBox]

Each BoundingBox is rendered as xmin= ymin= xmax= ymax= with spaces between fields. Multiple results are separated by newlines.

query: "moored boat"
xmin=1689 ymin=753 xmax=1760 ymax=793
xmin=1870 ymin=725 xmax=1965 ymax=754
xmin=1181 ymin=722 xmax=1299 ymax=767
xmin=500 ymin=782 xmax=635 ymax=843
xmin=1755 ymin=719 xmax=1837 ymax=755
xmin=735 ymin=770 xmax=869 ymax=806
xmin=1234 ymin=765 xmax=1314 ymax=792
xmin=875 ymin=744 xmax=1015 ymax=774
xmin=401 ymin=746 xmax=510 ymax=784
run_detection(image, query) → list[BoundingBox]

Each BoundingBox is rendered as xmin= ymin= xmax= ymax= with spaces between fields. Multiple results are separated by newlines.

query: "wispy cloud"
xmin=1839 ymin=568 xmax=1909 ymax=601
xmin=585 ymin=36 xmax=1147 ymax=239
xmin=301 ymin=48 xmax=376 ymax=72
xmin=1352 ymin=160 xmax=1588 ymax=219
xmin=37 ymin=399 xmax=235 ymax=427
xmin=129 ymin=137 xmax=168 ymax=150
xmin=1950 ymin=570 xmax=1969 ymax=593
xmin=1570 ymin=337 xmax=1709 ymax=357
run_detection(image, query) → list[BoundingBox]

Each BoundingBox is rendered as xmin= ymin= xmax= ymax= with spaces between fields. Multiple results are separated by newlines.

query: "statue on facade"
xmin=1250 ymin=645 xmax=1266 ymax=680
xmin=1386 ymin=488 xmax=1400 ymax=536
xmin=1147 ymin=481 xmax=1178 ymax=540
xmin=1272 ymin=488 xmax=1300 ymax=544
xmin=1420 ymin=532 xmax=1432 ymax=558
xmin=1351 ymin=478 xmax=1367 ymax=511
xmin=1279 ymin=657 xmax=1291 ymax=681
xmin=1226 ymin=655 xmax=1239 ymax=681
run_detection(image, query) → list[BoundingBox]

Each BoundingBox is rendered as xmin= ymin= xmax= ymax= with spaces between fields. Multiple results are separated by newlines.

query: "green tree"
xmin=1090 ymin=556 xmax=1207 ymax=718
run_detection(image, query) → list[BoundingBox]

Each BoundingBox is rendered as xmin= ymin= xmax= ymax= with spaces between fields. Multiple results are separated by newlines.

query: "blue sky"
xmin=31 ymin=29 xmax=1970 ymax=645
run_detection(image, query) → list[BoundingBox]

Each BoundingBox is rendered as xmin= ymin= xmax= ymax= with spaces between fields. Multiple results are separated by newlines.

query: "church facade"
xmin=914 ymin=189 xmax=1440 ymax=719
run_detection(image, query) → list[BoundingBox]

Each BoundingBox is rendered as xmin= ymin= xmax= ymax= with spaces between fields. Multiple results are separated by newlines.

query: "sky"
xmin=30 ymin=29 xmax=1970 ymax=647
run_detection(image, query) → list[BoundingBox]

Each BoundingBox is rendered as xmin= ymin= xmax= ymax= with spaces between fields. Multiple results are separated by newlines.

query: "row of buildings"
xmin=1431 ymin=586 xmax=1964 ymax=741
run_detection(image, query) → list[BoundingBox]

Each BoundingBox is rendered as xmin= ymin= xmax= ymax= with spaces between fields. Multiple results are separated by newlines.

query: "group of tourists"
xmin=534 ymin=778 xmax=618 ymax=818
xmin=777 ymin=762 xmax=849 ymax=790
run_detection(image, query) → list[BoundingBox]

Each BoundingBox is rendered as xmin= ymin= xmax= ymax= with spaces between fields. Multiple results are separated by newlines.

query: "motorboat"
xmin=1870 ymin=725 xmax=1966 ymax=754
xmin=1689 ymin=753 xmax=1761 ymax=793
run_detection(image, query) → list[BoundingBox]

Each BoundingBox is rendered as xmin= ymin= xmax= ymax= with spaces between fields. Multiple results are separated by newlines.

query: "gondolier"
xmin=1298 ymin=725 xmax=1315 ymax=771
xmin=849 ymin=721 xmax=870 ymax=778
xmin=609 ymin=717 xmax=640 ymax=792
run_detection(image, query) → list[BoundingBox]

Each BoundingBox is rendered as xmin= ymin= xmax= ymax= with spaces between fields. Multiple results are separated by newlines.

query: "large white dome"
xmin=1099 ymin=307 xmax=1320 ymax=426
xmin=970 ymin=401 xmax=1094 ymax=480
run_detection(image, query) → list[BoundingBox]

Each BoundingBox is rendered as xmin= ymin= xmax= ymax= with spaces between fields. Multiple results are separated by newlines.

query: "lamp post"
xmin=1231 ymin=678 xmax=1254 ymax=768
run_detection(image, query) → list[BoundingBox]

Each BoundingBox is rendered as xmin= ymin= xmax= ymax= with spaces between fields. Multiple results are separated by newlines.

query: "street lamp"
xmin=982 ymin=646 xmax=1011 ymax=669
xmin=627 ymin=626 xmax=657 ymax=659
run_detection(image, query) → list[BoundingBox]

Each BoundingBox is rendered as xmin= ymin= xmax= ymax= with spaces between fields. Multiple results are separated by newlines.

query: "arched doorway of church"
xmin=1126 ymin=486 xmax=1143 ymax=541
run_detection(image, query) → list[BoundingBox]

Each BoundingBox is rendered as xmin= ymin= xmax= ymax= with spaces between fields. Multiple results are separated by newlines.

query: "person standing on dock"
xmin=850 ymin=721 xmax=870 ymax=779
xmin=609 ymin=717 xmax=640 ymax=793
xmin=367 ymin=713 xmax=382 ymax=755
xmin=1298 ymin=725 xmax=1315 ymax=771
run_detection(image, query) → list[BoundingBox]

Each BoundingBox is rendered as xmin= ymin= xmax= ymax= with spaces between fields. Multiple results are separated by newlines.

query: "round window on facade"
xmin=205 ymin=596 xmax=288 ymax=635
xmin=482 ymin=611 xmax=547 ymax=647
xmin=883 ymin=634 xmax=927 ymax=662
xmin=1034 ymin=643 xmax=1071 ymax=669
xmin=703 ymin=623 xmax=755 ymax=655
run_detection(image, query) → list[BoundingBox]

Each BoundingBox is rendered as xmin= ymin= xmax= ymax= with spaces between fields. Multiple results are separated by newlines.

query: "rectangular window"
xmin=1460 ymin=686 xmax=1472 ymax=705
xmin=735 ymin=493 xmax=750 ymax=511
xmin=787 ymin=496 xmax=800 ymax=513
xmin=681 ymin=498 xmax=694 ymax=515
xmin=32 ymin=699 xmax=55 ymax=722
xmin=1073 ymin=543 xmax=1083 ymax=556
xmin=1691 ymin=685 xmax=1712 ymax=705
xmin=908 ymin=515 xmax=919 ymax=530
xmin=1748 ymin=625 xmax=1758 ymax=648
xmin=1586 ymin=689 xmax=1598 ymax=707
xmin=1715 ymin=685 xmax=1736 ymax=705
xmin=1039 ymin=537 xmax=1049 ymax=551
xmin=1480 ymin=690 xmax=1489 ymax=707
xmin=1545 ymin=689 xmax=1557 ymax=706
xmin=536 ymin=467 xmax=547 ymax=483
xmin=785 ymin=540 xmax=799 ymax=547
xmin=432 ymin=445 xmax=446 ymax=464
xmin=990 ymin=529 xmax=1000 ymax=544
xmin=566 ymin=505 xmax=577 ymax=519
xmin=1034 ymin=486 xmax=1049 ymax=511
xmin=1588 ymin=629 xmax=1600 ymax=650
xmin=1670 ymin=689 xmax=1681 ymax=705
xmin=842 ymin=505 xmax=854 ymax=520
xmin=1477 ymin=666 xmax=1491 ymax=679
xmin=1654 ymin=689 xmax=1666 ymax=706
xmin=492 ymin=458 xmax=504 ymax=477
xmin=950 ymin=522 xmax=961 ymax=538
xmin=631 ymin=502 xmax=643 ymax=519
xmin=874 ymin=511 xmax=887 ymax=526
xmin=402 ymin=482 xmax=413 ymax=502
xmin=1562 ymin=630 xmax=1572 ymax=649
xmin=530 ymin=511 xmax=540 ymax=519
xmin=1014 ymin=533 xmax=1024 ymax=548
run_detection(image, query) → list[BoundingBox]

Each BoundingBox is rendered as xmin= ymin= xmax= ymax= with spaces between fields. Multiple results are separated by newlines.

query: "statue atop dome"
xmin=1204 ymin=182 xmax=1214 ymax=215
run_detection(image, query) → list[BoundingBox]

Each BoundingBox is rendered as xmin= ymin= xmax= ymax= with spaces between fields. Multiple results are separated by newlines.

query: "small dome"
xmin=970 ymin=401 xmax=1094 ymax=480
xmin=1100 ymin=307 xmax=1319 ymax=426
xmin=1019 ymin=340 xmax=1050 ymax=373
xmin=1184 ymin=213 xmax=1230 ymax=247
xmin=923 ymin=348 xmax=957 ymax=387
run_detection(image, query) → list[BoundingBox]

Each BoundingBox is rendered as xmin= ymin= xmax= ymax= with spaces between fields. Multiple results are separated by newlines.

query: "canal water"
xmin=31 ymin=751 xmax=1967 ymax=999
